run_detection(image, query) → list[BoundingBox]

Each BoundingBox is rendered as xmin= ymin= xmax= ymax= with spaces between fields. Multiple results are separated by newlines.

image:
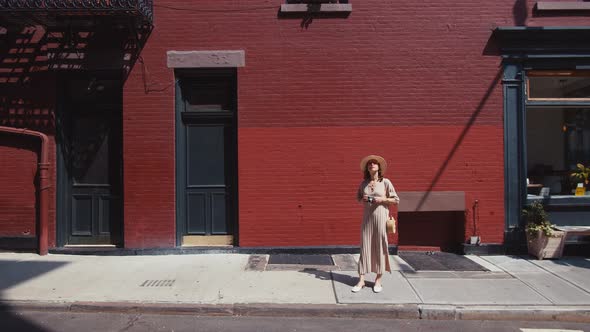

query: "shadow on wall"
xmin=277 ymin=1 xmax=351 ymax=30
xmin=0 ymin=71 xmax=56 ymax=132
xmin=414 ymin=68 xmax=503 ymax=212
xmin=0 ymin=23 xmax=151 ymax=129
xmin=0 ymin=24 xmax=150 ymax=85
xmin=513 ymin=0 xmax=528 ymax=26
xmin=0 ymin=258 xmax=69 ymax=331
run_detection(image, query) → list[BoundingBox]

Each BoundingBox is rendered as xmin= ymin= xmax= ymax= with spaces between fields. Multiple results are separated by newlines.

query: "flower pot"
xmin=526 ymin=229 xmax=566 ymax=260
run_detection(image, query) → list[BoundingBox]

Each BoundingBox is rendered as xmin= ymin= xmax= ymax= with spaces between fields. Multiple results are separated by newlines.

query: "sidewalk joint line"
xmin=476 ymin=256 xmax=557 ymax=304
xmin=514 ymin=275 xmax=557 ymax=305
xmin=478 ymin=256 xmax=521 ymax=279
xmin=328 ymin=271 xmax=340 ymax=304
xmin=526 ymin=257 xmax=590 ymax=296
xmin=402 ymin=273 xmax=424 ymax=303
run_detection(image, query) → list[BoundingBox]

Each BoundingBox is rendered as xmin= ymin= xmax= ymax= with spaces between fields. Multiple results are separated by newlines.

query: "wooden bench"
xmin=553 ymin=226 xmax=590 ymax=244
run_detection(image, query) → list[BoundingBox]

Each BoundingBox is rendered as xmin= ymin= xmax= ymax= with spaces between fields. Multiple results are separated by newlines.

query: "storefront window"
xmin=526 ymin=107 xmax=590 ymax=195
xmin=528 ymin=71 xmax=590 ymax=100
xmin=526 ymin=71 xmax=590 ymax=197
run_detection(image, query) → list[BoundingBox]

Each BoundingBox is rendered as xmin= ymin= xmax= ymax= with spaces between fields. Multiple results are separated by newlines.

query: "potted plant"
xmin=570 ymin=163 xmax=590 ymax=194
xmin=522 ymin=200 xmax=565 ymax=260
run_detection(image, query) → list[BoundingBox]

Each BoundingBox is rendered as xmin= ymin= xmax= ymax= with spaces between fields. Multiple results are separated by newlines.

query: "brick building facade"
xmin=1 ymin=1 xmax=589 ymax=254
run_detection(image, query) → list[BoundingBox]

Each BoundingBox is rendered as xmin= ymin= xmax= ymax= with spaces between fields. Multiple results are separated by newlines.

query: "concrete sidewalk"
xmin=1 ymin=252 xmax=590 ymax=322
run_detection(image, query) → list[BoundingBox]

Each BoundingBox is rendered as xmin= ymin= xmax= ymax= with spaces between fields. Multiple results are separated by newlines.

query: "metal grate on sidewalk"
xmin=398 ymin=252 xmax=488 ymax=271
xmin=140 ymin=279 xmax=176 ymax=287
xmin=268 ymin=254 xmax=334 ymax=265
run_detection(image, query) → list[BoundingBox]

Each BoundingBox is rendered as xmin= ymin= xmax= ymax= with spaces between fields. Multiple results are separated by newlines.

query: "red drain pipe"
xmin=0 ymin=126 xmax=50 ymax=255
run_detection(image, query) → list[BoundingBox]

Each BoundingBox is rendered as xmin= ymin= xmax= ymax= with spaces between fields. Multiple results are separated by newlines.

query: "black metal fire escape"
xmin=0 ymin=0 xmax=153 ymax=128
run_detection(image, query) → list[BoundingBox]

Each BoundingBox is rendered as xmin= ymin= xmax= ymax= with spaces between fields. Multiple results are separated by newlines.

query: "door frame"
xmin=56 ymin=71 xmax=124 ymax=247
xmin=174 ymin=69 xmax=238 ymax=246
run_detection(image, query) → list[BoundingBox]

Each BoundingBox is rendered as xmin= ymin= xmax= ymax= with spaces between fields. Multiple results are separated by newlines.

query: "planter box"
xmin=526 ymin=229 xmax=566 ymax=260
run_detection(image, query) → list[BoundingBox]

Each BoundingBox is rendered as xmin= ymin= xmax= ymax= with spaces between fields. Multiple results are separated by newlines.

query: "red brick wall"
xmin=0 ymin=137 xmax=57 ymax=242
xmin=1 ymin=1 xmax=582 ymax=249
xmin=0 ymin=71 xmax=57 ymax=245
xmin=123 ymin=44 xmax=176 ymax=248
xmin=0 ymin=137 xmax=38 ymax=237
xmin=119 ymin=0 xmax=589 ymax=248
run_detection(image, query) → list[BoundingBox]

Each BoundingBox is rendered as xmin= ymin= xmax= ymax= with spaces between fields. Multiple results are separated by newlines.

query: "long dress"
xmin=357 ymin=178 xmax=400 ymax=274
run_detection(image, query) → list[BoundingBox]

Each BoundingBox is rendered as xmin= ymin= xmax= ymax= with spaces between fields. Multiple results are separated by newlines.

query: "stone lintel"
xmin=280 ymin=3 xmax=352 ymax=13
xmin=167 ymin=51 xmax=245 ymax=68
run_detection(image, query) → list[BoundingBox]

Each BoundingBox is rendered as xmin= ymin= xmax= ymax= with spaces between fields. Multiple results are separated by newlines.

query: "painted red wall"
xmin=237 ymin=126 xmax=504 ymax=246
xmin=120 ymin=0 xmax=590 ymax=248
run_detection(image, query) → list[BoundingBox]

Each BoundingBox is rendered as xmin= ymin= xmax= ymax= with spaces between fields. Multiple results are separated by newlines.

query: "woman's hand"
xmin=373 ymin=197 xmax=386 ymax=204
xmin=362 ymin=195 xmax=369 ymax=202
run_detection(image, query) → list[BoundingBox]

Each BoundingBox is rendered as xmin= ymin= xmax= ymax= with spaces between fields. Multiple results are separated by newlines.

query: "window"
xmin=527 ymin=71 xmax=590 ymax=100
xmin=526 ymin=71 xmax=590 ymax=196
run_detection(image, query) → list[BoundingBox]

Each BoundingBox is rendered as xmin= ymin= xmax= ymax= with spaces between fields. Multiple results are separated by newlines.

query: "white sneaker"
xmin=373 ymin=284 xmax=383 ymax=293
xmin=351 ymin=284 xmax=365 ymax=293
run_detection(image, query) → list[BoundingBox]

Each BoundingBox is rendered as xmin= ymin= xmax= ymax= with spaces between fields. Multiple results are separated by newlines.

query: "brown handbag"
xmin=386 ymin=216 xmax=396 ymax=234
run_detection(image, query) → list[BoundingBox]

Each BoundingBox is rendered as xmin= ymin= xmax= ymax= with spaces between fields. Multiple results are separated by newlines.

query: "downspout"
xmin=0 ymin=126 xmax=50 ymax=255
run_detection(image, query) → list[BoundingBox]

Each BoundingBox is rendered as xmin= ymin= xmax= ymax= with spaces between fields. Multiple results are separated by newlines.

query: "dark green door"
xmin=176 ymin=70 xmax=237 ymax=245
xmin=185 ymin=123 xmax=233 ymax=235
xmin=58 ymin=76 xmax=123 ymax=246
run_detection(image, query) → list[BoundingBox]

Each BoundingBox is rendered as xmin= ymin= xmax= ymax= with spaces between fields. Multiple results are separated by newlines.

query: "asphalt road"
xmin=1 ymin=310 xmax=589 ymax=332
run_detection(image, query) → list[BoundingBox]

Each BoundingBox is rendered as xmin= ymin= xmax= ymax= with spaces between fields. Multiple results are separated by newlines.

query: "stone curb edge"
xmin=1 ymin=301 xmax=590 ymax=323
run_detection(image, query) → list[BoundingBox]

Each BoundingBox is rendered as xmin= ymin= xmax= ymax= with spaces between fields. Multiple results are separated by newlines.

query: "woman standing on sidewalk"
xmin=352 ymin=155 xmax=400 ymax=293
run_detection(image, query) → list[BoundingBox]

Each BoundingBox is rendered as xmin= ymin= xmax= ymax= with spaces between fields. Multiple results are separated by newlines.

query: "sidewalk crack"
xmin=118 ymin=313 xmax=141 ymax=332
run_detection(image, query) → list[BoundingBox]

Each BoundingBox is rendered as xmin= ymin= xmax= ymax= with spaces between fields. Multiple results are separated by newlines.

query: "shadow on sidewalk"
xmin=299 ymin=268 xmax=367 ymax=287
xmin=0 ymin=259 xmax=70 ymax=331
xmin=0 ymin=308 xmax=49 ymax=332
xmin=545 ymin=257 xmax=590 ymax=270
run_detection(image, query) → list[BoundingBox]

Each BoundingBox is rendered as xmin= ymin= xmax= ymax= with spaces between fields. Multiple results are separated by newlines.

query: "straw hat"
xmin=360 ymin=155 xmax=387 ymax=174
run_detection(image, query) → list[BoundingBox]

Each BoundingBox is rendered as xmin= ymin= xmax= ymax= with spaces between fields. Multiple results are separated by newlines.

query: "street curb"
xmin=232 ymin=303 xmax=419 ymax=319
xmin=454 ymin=306 xmax=590 ymax=323
xmin=2 ymin=301 xmax=590 ymax=322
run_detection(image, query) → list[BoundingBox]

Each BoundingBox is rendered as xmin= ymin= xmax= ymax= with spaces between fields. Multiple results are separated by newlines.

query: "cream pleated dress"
xmin=357 ymin=178 xmax=400 ymax=274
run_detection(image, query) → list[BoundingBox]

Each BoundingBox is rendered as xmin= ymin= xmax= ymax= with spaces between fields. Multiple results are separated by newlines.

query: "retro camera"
xmin=367 ymin=196 xmax=375 ymax=203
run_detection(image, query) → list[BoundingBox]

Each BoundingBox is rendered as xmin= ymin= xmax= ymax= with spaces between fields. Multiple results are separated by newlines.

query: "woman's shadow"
xmin=299 ymin=268 xmax=375 ymax=287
